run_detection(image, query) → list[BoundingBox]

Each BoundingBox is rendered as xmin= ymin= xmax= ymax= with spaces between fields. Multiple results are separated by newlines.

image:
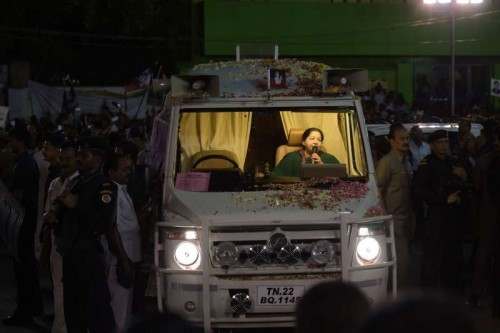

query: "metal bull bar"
xmin=154 ymin=214 xmax=396 ymax=333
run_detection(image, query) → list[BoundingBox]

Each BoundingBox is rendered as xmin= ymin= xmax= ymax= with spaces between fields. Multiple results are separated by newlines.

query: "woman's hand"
xmin=311 ymin=153 xmax=323 ymax=164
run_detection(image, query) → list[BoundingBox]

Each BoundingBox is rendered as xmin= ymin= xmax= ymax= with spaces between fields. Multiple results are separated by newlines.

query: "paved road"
xmin=1 ymin=239 xmax=500 ymax=333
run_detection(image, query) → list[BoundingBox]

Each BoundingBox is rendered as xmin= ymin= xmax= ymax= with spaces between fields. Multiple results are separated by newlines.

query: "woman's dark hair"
xmin=301 ymin=127 xmax=324 ymax=143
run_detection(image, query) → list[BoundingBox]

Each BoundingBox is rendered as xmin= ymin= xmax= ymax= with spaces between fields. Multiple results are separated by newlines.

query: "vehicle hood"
xmin=164 ymin=178 xmax=382 ymax=224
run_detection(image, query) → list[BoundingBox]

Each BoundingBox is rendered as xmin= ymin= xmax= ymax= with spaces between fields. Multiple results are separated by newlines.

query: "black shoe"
xmin=1 ymin=314 xmax=34 ymax=327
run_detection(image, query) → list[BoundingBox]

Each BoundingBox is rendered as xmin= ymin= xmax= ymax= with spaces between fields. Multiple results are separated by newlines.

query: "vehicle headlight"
xmin=174 ymin=241 xmax=200 ymax=268
xmin=248 ymin=244 xmax=270 ymax=266
xmin=215 ymin=241 xmax=239 ymax=267
xmin=278 ymin=244 xmax=301 ymax=265
xmin=311 ymin=240 xmax=335 ymax=264
xmin=356 ymin=237 xmax=381 ymax=265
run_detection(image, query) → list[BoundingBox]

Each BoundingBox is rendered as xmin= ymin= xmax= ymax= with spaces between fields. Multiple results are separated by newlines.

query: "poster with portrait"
xmin=491 ymin=78 xmax=500 ymax=97
xmin=269 ymin=69 xmax=287 ymax=89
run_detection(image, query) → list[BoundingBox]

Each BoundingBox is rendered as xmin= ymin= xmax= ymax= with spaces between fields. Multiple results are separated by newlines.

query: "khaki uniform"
xmin=376 ymin=150 xmax=415 ymax=289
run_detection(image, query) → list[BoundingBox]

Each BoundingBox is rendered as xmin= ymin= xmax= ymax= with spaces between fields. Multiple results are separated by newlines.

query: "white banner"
xmin=28 ymin=80 xmax=149 ymax=120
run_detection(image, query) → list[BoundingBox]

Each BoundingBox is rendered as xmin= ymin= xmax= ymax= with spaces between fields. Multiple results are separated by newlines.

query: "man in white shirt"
xmin=103 ymin=154 xmax=141 ymax=332
xmin=43 ymin=142 xmax=79 ymax=333
xmin=409 ymin=126 xmax=431 ymax=171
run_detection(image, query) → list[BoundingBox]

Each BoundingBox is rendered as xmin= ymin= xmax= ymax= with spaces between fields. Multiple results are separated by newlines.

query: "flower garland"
xmin=364 ymin=205 xmax=384 ymax=217
xmin=264 ymin=177 xmax=369 ymax=211
xmin=191 ymin=58 xmax=331 ymax=97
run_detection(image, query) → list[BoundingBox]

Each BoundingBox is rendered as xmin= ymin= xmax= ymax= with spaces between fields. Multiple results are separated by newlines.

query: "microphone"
xmin=312 ymin=146 xmax=318 ymax=164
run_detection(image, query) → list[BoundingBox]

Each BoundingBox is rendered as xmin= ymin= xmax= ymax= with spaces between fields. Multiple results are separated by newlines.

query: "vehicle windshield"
xmin=174 ymin=107 xmax=368 ymax=192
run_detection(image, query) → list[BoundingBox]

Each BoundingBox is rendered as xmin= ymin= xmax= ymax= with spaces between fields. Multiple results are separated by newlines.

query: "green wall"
xmin=205 ymin=1 xmax=500 ymax=57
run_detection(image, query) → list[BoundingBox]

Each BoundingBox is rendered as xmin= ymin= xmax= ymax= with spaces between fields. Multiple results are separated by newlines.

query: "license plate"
xmin=257 ymin=286 xmax=304 ymax=306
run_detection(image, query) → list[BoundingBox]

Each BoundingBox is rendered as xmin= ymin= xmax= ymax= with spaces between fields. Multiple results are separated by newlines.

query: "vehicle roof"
xmin=367 ymin=122 xmax=483 ymax=137
xmin=187 ymin=58 xmax=333 ymax=98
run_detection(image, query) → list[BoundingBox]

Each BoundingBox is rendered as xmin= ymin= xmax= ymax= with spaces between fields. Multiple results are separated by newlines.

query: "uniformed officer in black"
xmin=55 ymin=137 xmax=117 ymax=333
xmin=413 ymin=129 xmax=466 ymax=292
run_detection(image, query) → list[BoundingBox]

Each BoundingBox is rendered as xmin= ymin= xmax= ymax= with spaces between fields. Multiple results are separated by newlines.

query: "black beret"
xmin=428 ymin=129 xmax=448 ymax=144
xmin=78 ymin=137 xmax=110 ymax=155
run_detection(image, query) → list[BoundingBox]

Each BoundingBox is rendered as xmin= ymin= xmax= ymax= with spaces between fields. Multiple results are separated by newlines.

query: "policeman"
xmin=54 ymin=137 xmax=117 ymax=333
xmin=413 ymin=129 xmax=465 ymax=292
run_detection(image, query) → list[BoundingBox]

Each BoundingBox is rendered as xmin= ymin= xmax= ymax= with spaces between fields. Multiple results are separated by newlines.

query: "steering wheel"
xmin=192 ymin=154 xmax=239 ymax=169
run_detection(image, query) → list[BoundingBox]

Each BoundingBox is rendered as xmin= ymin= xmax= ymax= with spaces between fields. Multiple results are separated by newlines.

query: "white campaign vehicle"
xmin=154 ymin=59 xmax=396 ymax=332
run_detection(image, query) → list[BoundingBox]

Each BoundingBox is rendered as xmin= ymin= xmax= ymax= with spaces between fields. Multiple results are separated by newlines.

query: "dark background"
xmin=0 ymin=0 xmax=202 ymax=85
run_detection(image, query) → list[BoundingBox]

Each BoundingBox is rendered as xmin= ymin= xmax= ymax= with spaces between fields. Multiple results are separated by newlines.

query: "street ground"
xmin=1 ymin=239 xmax=500 ymax=333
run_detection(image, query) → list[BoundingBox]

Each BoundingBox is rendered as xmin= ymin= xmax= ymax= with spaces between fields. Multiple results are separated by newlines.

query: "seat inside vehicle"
xmin=191 ymin=150 xmax=239 ymax=169
xmin=190 ymin=150 xmax=242 ymax=191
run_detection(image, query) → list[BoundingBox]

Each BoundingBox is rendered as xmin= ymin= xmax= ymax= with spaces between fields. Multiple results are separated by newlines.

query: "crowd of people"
xmin=0 ymin=103 xmax=162 ymax=332
xmin=1 ymin=91 xmax=498 ymax=332
xmin=375 ymin=119 xmax=500 ymax=316
xmin=361 ymin=81 xmax=492 ymax=125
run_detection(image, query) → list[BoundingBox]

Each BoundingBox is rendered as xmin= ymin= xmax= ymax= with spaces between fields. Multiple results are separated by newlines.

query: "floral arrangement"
xmin=191 ymin=58 xmax=331 ymax=97
xmin=264 ymin=177 xmax=369 ymax=211
xmin=364 ymin=205 xmax=384 ymax=217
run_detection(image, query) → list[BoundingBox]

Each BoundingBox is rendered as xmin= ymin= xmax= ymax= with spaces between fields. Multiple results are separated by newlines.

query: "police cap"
xmin=428 ymin=129 xmax=448 ymax=144
xmin=78 ymin=137 xmax=110 ymax=155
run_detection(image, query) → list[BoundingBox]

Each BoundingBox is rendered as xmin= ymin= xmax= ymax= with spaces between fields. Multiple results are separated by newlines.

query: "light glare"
xmin=185 ymin=231 xmax=198 ymax=240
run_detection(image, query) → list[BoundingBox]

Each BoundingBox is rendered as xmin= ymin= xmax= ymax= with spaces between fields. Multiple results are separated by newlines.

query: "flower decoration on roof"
xmin=190 ymin=58 xmax=331 ymax=97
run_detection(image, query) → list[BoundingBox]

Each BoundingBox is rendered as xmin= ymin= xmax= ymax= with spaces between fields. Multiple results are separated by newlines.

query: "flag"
xmin=125 ymin=68 xmax=152 ymax=93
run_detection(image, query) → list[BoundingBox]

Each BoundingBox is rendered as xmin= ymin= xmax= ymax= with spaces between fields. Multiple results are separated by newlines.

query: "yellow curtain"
xmin=279 ymin=111 xmax=348 ymax=163
xmin=179 ymin=111 xmax=253 ymax=172
xmin=337 ymin=112 xmax=366 ymax=177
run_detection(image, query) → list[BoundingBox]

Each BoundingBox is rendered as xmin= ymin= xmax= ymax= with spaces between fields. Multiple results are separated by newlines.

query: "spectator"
xmin=43 ymin=141 xmax=80 ymax=333
xmin=2 ymin=127 xmax=43 ymax=327
xmin=357 ymin=293 xmax=478 ymax=333
xmin=476 ymin=119 xmax=498 ymax=157
xmin=468 ymin=125 xmax=500 ymax=314
xmin=368 ymin=131 xmax=383 ymax=164
xmin=408 ymin=126 xmax=431 ymax=171
xmin=0 ymin=128 xmax=17 ymax=184
xmin=42 ymin=131 xmax=66 ymax=201
xmin=295 ymin=281 xmax=370 ymax=333
xmin=103 ymin=153 xmax=142 ymax=332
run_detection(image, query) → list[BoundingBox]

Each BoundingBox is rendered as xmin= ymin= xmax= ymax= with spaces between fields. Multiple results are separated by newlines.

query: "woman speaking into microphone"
xmin=270 ymin=127 xmax=340 ymax=177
